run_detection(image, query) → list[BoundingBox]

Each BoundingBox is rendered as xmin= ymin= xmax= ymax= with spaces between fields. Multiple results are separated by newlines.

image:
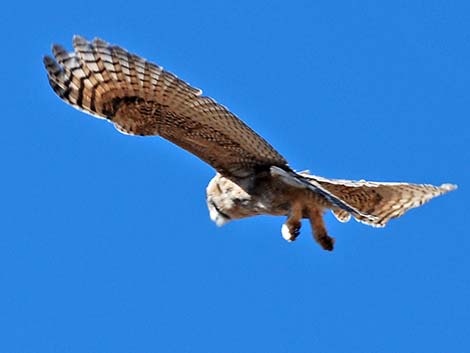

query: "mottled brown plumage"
xmin=43 ymin=36 xmax=456 ymax=251
xmin=44 ymin=36 xmax=286 ymax=178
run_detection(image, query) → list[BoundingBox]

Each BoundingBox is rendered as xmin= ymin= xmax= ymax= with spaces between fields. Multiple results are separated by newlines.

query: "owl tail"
xmin=298 ymin=173 xmax=457 ymax=227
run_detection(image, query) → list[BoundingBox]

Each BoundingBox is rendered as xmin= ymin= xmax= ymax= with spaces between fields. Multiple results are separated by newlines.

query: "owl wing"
xmin=43 ymin=36 xmax=288 ymax=178
xmin=299 ymin=172 xmax=457 ymax=227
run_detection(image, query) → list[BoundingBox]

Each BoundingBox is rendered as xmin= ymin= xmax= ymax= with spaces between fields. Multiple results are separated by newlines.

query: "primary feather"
xmin=44 ymin=35 xmax=287 ymax=178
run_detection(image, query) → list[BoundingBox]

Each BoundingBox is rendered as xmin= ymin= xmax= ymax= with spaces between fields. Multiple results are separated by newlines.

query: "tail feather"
xmin=270 ymin=166 xmax=378 ymax=222
xmin=299 ymin=172 xmax=457 ymax=227
xmin=332 ymin=209 xmax=351 ymax=223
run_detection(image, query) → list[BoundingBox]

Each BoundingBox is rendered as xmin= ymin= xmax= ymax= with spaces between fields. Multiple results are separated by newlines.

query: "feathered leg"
xmin=307 ymin=208 xmax=335 ymax=251
xmin=281 ymin=201 xmax=303 ymax=242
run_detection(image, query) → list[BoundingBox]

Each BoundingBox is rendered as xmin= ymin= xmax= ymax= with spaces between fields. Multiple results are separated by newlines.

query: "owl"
xmin=43 ymin=36 xmax=456 ymax=251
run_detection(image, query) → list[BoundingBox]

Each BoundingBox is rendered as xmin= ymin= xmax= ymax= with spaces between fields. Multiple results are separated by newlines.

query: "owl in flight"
xmin=43 ymin=36 xmax=456 ymax=251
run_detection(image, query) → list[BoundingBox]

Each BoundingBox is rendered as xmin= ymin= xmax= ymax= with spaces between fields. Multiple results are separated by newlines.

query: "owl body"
xmin=44 ymin=36 xmax=456 ymax=251
xmin=206 ymin=170 xmax=339 ymax=249
xmin=206 ymin=170 xmax=299 ymax=224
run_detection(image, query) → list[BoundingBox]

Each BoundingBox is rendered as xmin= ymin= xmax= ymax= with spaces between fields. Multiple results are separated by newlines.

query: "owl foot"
xmin=307 ymin=207 xmax=335 ymax=251
xmin=316 ymin=233 xmax=335 ymax=251
xmin=281 ymin=221 xmax=301 ymax=242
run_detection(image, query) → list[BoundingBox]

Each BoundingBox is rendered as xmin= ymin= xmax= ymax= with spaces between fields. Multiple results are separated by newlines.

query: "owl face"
xmin=206 ymin=174 xmax=262 ymax=226
xmin=207 ymin=198 xmax=232 ymax=226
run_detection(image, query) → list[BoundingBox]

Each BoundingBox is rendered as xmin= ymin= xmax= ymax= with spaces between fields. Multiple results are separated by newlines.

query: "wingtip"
xmin=43 ymin=55 xmax=59 ymax=73
xmin=92 ymin=37 xmax=110 ymax=47
xmin=43 ymin=55 xmax=54 ymax=65
xmin=440 ymin=183 xmax=458 ymax=192
xmin=72 ymin=34 xmax=88 ymax=47
xmin=51 ymin=44 xmax=67 ymax=59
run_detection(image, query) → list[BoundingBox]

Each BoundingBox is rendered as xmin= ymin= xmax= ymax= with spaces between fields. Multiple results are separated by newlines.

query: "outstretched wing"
xmin=43 ymin=36 xmax=288 ymax=177
xmin=299 ymin=173 xmax=457 ymax=227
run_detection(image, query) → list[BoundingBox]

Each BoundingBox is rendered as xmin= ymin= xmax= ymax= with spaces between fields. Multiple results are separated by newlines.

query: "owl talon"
xmin=281 ymin=222 xmax=301 ymax=242
xmin=318 ymin=235 xmax=335 ymax=251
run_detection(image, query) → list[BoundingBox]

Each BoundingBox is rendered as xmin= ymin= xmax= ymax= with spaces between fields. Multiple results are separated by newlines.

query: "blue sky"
xmin=1 ymin=1 xmax=469 ymax=352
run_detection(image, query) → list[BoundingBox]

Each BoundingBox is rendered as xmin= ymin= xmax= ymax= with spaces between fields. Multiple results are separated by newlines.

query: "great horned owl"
xmin=43 ymin=36 xmax=456 ymax=251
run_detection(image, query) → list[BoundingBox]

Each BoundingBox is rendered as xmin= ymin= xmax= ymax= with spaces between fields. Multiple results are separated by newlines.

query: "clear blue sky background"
xmin=1 ymin=1 xmax=468 ymax=352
